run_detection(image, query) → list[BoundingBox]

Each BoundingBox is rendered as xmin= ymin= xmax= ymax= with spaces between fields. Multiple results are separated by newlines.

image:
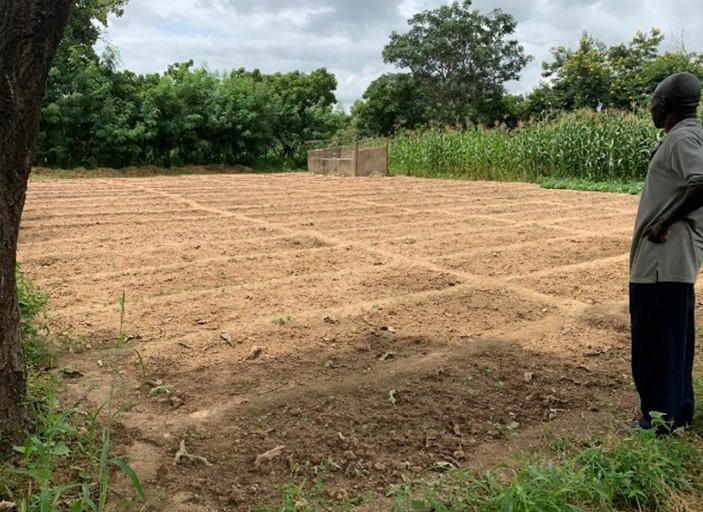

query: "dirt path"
xmin=19 ymin=173 xmax=665 ymax=510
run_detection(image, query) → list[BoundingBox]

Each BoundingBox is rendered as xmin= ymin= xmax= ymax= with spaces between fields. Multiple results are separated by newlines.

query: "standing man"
xmin=630 ymin=72 xmax=703 ymax=431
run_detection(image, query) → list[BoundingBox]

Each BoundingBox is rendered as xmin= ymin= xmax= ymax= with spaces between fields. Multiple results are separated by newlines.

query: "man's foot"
xmin=616 ymin=417 xmax=647 ymax=434
xmin=625 ymin=418 xmax=643 ymax=429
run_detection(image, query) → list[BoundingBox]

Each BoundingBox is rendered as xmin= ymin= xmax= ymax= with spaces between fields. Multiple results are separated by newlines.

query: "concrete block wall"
xmin=308 ymin=144 xmax=387 ymax=177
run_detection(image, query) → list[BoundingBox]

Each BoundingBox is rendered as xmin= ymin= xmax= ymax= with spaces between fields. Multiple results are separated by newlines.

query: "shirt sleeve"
xmin=672 ymin=131 xmax=703 ymax=185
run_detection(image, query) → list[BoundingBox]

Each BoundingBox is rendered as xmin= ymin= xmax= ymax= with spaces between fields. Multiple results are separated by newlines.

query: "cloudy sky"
xmin=98 ymin=0 xmax=703 ymax=107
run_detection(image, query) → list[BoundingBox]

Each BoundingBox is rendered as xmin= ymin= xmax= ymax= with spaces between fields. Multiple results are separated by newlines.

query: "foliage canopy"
xmin=525 ymin=29 xmax=703 ymax=117
xmin=381 ymin=0 xmax=531 ymax=126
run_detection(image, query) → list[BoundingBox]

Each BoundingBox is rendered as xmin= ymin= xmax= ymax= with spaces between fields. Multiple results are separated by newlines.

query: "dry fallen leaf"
xmin=255 ymin=445 xmax=286 ymax=467
xmin=431 ymin=461 xmax=454 ymax=471
xmin=175 ymin=439 xmax=212 ymax=467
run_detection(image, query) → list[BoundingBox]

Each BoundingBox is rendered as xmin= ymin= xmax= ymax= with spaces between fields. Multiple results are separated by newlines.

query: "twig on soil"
xmin=247 ymin=346 xmax=263 ymax=360
xmin=254 ymin=445 xmax=286 ymax=467
xmin=175 ymin=439 xmax=212 ymax=467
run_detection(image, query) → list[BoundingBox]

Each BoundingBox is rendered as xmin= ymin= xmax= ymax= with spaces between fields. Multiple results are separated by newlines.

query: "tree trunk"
xmin=0 ymin=0 xmax=72 ymax=455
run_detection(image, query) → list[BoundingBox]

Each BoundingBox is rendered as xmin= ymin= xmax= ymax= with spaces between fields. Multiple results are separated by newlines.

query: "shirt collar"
xmin=668 ymin=117 xmax=702 ymax=134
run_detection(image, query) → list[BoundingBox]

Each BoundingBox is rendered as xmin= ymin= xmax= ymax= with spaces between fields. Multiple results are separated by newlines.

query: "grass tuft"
xmin=388 ymin=419 xmax=703 ymax=512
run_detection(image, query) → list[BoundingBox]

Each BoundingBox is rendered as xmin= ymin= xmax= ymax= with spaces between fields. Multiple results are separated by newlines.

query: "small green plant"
xmin=11 ymin=396 xmax=79 ymax=511
xmin=17 ymin=263 xmax=53 ymax=370
xmin=214 ymin=270 xmax=227 ymax=292
xmin=360 ymin=421 xmax=379 ymax=433
xmin=87 ymin=292 xmax=144 ymax=510
xmin=7 ymin=390 xmax=144 ymax=511
xmin=116 ymin=291 xmax=127 ymax=348
xmin=274 ymin=313 xmax=295 ymax=326
xmin=133 ymin=349 xmax=148 ymax=380
xmin=149 ymin=384 xmax=175 ymax=396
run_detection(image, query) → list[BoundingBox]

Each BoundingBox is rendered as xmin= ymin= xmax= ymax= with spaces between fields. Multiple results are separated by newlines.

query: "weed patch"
xmin=2 ymin=277 xmax=144 ymax=511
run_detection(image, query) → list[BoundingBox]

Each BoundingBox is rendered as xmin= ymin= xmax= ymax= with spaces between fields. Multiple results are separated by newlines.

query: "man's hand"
xmin=644 ymin=184 xmax=703 ymax=244
xmin=643 ymin=220 xmax=671 ymax=243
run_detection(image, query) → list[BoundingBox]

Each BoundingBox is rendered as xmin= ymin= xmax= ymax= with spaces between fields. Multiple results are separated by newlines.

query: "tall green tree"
xmin=38 ymin=0 xmax=134 ymax=167
xmin=353 ymin=73 xmax=429 ymax=136
xmin=38 ymin=57 xmax=147 ymax=168
xmin=206 ymin=69 xmax=277 ymax=165
xmin=541 ymin=34 xmax=611 ymax=111
xmin=527 ymin=29 xmax=703 ymax=117
xmin=382 ymin=0 xmax=531 ymax=126
xmin=141 ymin=61 xmax=222 ymax=166
xmin=263 ymin=68 xmax=343 ymax=162
xmin=0 ymin=0 xmax=72 ymax=453
xmin=59 ymin=0 xmax=128 ymax=63
xmin=607 ymin=29 xmax=664 ymax=108
xmin=638 ymin=51 xmax=703 ymax=99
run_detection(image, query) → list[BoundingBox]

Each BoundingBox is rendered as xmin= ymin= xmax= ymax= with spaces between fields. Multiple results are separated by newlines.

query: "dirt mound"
xmin=31 ymin=163 xmax=255 ymax=178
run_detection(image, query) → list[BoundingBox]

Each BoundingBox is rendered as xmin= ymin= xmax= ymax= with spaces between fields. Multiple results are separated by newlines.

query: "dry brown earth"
xmin=18 ymin=172 xmax=693 ymax=511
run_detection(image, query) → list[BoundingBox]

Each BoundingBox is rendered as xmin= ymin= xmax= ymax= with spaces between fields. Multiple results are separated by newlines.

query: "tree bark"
xmin=0 ymin=0 xmax=71 ymax=455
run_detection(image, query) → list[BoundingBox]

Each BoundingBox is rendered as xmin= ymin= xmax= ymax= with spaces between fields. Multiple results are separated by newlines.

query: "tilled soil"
xmin=18 ymin=173 xmax=685 ymax=511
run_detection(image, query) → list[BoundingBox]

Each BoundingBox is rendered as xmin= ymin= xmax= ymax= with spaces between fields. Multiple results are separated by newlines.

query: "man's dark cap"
xmin=656 ymin=72 xmax=701 ymax=115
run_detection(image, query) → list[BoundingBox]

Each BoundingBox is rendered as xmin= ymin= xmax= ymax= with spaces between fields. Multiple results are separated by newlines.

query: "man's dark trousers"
xmin=630 ymin=282 xmax=696 ymax=429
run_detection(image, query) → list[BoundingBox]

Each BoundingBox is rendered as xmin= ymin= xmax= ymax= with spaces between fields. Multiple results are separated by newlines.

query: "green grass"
xmin=255 ymin=477 xmax=365 ymax=512
xmin=537 ymin=177 xmax=644 ymax=194
xmin=389 ymin=416 xmax=701 ymax=512
xmin=2 ymin=270 xmax=144 ymax=511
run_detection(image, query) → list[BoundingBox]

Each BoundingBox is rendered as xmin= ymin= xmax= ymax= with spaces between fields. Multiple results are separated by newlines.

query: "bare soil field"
xmin=18 ymin=172 xmax=684 ymax=510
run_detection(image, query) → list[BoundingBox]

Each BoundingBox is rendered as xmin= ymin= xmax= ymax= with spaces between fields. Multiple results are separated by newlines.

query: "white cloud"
xmin=99 ymin=0 xmax=703 ymax=105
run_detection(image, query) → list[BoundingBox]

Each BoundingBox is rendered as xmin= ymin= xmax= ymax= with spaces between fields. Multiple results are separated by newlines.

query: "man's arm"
xmin=644 ymin=183 xmax=703 ymax=243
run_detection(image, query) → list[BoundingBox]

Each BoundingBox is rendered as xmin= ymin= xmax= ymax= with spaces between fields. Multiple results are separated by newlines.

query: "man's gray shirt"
xmin=630 ymin=118 xmax=703 ymax=284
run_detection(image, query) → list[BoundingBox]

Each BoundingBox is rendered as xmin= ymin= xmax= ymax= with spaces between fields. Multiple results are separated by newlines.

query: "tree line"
xmin=36 ymin=0 xmax=703 ymax=171
xmin=39 ymin=58 xmax=345 ymax=169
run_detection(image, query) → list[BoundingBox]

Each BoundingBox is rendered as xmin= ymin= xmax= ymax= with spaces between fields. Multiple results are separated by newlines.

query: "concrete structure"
xmin=308 ymin=144 xmax=388 ymax=177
